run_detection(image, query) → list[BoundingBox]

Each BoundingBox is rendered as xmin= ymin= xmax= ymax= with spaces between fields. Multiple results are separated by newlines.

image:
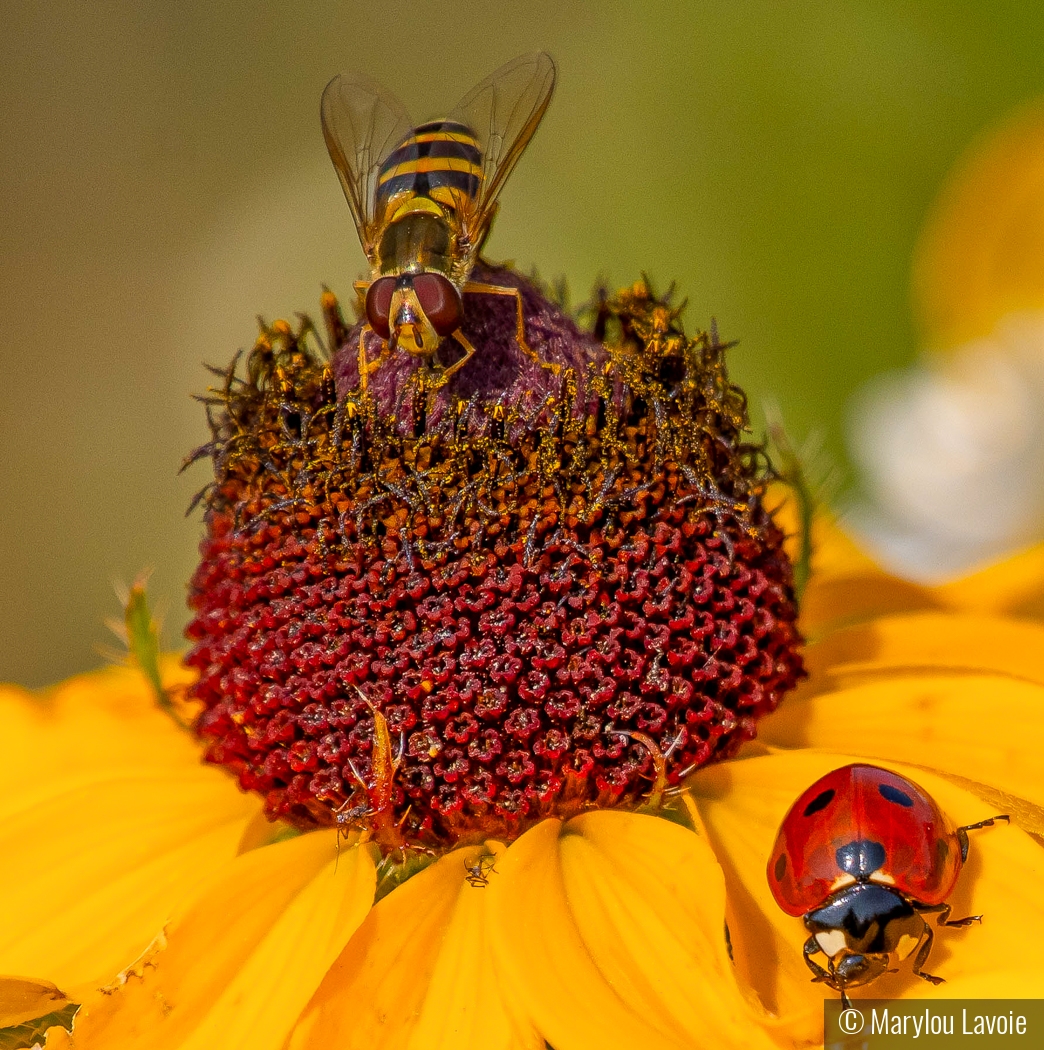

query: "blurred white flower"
xmin=848 ymin=312 xmax=1044 ymax=582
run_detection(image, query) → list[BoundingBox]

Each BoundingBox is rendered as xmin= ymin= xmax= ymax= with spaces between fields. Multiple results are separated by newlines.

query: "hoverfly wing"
xmin=321 ymin=73 xmax=413 ymax=263
xmin=447 ymin=52 xmax=556 ymax=255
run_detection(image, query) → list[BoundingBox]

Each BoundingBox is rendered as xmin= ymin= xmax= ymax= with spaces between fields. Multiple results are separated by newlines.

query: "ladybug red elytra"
xmin=767 ymin=763 xmax=1008 ymax=1006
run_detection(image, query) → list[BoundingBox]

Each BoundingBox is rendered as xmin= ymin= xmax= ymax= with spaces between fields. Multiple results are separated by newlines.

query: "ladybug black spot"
xmin=803 ymin=788 xmax=835 ymax=817
xmin=774 ymin=852 xmax=788 ymax=882
xmin=836 ymin=838 xmax=887 ymax=876
xmin=878 ymin=783 xmax=914 ymax=807
xmin=936 ymin=836 xmax=950 ymax=867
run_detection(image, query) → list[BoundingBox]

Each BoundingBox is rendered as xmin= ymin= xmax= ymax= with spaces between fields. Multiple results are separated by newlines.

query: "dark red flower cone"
xmin=184 ymin=264 xmax=804 ymax=851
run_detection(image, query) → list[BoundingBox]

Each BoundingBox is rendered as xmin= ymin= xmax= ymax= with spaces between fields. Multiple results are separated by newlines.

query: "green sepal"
xmin=0 ymin=1002 xmax=79 ymax=1050
xmin=124 ymin=580 xmax=174 ymax=716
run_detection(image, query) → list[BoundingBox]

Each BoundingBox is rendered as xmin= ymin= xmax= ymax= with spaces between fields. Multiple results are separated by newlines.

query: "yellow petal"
xmin=290 ymin=843 xmax=539 ymax=1050
xmin=768 ymin=485 xmax=876 ymax=582
xmin=686 ymin=756 xmax=823 ymax=1046
xmin=801 ymin=574 xmax=940 ymax=637
xmin=760 ymin=673 xmax=1044 ymax=814
xmin=765 ymin=488 xmax=937 ymax=635
xmin=771 ymin=489 xmax=1044 ymax=633
xmin=483 ymin=815 xmax=782 ymax=1050
xmin=557 ymin=811 xmax=777 ymax=1049
xmin=0 ymin=768 xmax=259 ymax=992
xmin=913 ymin=98 xmax=1044 ymax=348
xmin=486 ymin=819 xmax=685 ymax=1050
xmin=0 ymin=976 xmax=69 ymax=1028
xmin=62 ymin=830 xmax=374 ymax=1050
xmin=919 ymin=969 xmax=1044 ymax=998
xmin=798 ymin=613 xmax=1044 ymax=696
xmin=933 ymin=542 xmax=1044 ymax=619
xmin=0 ymin=663 xmax=211 ymax=819
xmin=402 ymin=847 xmax=542 ymax=1050
xmin=688 ymin=752 xmax=1044 ymax=1031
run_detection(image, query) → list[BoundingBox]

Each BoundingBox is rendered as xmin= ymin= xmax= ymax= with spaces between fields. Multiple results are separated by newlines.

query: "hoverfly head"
xmin=372 ymin=272 xmax=462 ymax=357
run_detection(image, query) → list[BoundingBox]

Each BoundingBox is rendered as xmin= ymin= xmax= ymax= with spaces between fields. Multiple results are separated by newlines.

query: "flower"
xmin=6 ymin=547 xmax=1044 ymax=1050
xmin=5 ymin=275 xmax=1044 ymax=1050
xmin=183 ymin=270 xmax=803 ymax=847
xmin=848 ymin=100 xmax=1044 ymax=580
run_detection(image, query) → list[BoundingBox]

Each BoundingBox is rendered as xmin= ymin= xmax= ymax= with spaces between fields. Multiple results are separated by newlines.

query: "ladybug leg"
xmin=955 ymin=814 xmax=1009 ymax=862
xmin=802 ymin=936 xmax=835 ymax=985
xmin=942 ymin=914 xmax=984 ymax=928
xmin=918 ymin=901 xmax=984 ymax=928
xmin=910 ymin=920 xmax=945 ymax=986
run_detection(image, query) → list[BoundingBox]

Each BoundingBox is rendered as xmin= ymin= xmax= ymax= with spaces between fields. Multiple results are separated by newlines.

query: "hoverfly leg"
xmin=350 ymin=280 xmax=373 ymax=394
xmin=357 ymin=325 xmax=370 ymax=394
xmin=353 ymin=323 xmax=390 ymax=395
xmin=441 ymin=329 xmax=477 ymax=378
xmin=463 ymin=281 xmax=561 ymax=376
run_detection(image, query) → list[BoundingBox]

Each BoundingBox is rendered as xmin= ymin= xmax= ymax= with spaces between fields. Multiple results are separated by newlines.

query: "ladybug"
xmin=767 ymin=763 xmax=1008 ymax=1006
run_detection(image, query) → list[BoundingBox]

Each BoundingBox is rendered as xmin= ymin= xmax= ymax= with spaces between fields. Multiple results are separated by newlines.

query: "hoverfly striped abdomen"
xmin=376 ymin=120 xmax=484 ymax=210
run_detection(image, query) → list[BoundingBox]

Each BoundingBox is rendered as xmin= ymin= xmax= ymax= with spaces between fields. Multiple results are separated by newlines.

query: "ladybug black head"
xmin=805 ymin=883 xmax=926 ymax=990
xmin=831 ymin=951 xmax=892 ymax=989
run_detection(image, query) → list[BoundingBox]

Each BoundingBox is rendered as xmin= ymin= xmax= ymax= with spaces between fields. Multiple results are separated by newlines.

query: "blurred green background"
xmin=3 ymin=0 xmax=1043 ymax=686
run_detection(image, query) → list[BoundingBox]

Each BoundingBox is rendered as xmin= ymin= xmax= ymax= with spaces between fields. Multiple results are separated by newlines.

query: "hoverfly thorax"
xmin=322 ymin=53 xmax=556 ymax=385
xmin=367 ymin=206 xmax=464 ymax=355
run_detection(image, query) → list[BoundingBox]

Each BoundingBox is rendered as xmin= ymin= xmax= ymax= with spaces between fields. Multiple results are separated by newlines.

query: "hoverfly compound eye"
xmin=413 ymin=273 xmax=463 ymax=336
xmin=365 ymin=278 xmax=396 ymax=339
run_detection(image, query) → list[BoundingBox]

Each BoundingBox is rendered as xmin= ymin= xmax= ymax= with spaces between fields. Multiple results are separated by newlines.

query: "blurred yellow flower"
xmin=851 ymin=100 xmax=1044 ymax=581
xmin=2 ymin=511 xmax=1043 ymax=1050
xmin=914 ymin=99 xmax=1044 ymax=350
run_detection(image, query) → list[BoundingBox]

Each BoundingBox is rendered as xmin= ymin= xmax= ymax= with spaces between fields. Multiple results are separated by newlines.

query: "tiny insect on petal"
xmin=289 ymin=842 xmax=536 ymax=1050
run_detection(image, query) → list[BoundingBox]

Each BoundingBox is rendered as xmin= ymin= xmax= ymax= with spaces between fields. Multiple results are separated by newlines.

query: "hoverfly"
xmin=321 ymin=52 xmax=556 ymax=390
